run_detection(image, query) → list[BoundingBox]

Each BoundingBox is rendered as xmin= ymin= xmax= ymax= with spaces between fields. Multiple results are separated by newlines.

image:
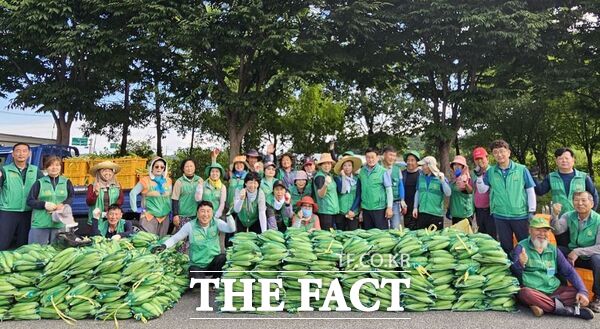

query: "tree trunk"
xmin=437 ymin=137 xmax=452 ymax=175
xmin=189 ymin=126 xmax=195 ymax=157
xmin=154 ymin=88 xmax=162 ymax=157
xmin=454 ymin=133 xmax=460 ymax=155
xmin=585 ymin=147 xmax=595 ymax=181
xmin=119 ymin=80 xmax=131 ymax=156
xmin=53 ymin=111 xmax=72 ymax=145
xmin=229 ymin=127 xmax=244 ymax=164
xmin=228 ymin=112 xmax=255 ymax=163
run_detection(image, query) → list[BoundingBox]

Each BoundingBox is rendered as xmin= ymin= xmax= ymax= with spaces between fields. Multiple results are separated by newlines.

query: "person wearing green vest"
xmin=313 ymin=153 xmax=339 ymax=230
xmin=91 ymin=204 xmax=133 ymax=239
xmin=171 ymin=159 xmax=203 ymax=253
xmin=449 ymin=155 xmax=474 ymax=225
xmin=232 ymin=172 xmax=267 ymax=234
xmin=26 ymin=156 xmax=74 ymax=245
xmin=512 ymin=217 xmax=593 ymax=319
xmin=264 ymin=145 xmax=297 ymax=189
xmin=476 ymin=139 xmax=537 ymax=254
xmin=200 ymin=163 xmax=227 ymax=220
xmin=153 ymin=200 xmax=236 ymax=279
xmin=292 ymin=196 xmax=321 ymax=232
xmin=226 ymin=155 xmax=249 ymax=210
xmin=267 ymin=180 xmax=293 ymax=232
xmin=334 ymin=153 xmax=362 ymax=231
xmin=129 ymin=157 xmax=172 ymax=237
xmin=289 ymin=170 xmax=312 ymax=213
xmin=536 ymin=147 xmax=599 ymax=247
xmin=550 ymin=191 xmax=600 ymax=312
xmin=261 ymin=162 xmax=277 ymax=207
xmin=381 ymin=146 xmax=407 ymax=230
xmin=86 ymin=161 xmax=124 ymax=226
xmin=412 ymin=156 xmax=451 ymax=230
xmin=358 ymin=147 xmax=394 ymax=230
xmin=0 ymin=143 xmax=43 ymax=250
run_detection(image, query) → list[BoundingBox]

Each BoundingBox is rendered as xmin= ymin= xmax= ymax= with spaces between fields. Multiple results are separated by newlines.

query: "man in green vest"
xmin=313 ymin=153 xmax=339 ymax=230
xmin=153 ymin=201 xmax=236 ymax=279
xmin=476 ymin=139 xmax=537 ymax=254
xmin=536 ymin=147 xmax=599 ymax=246
xmin=92 ymin=204 xmax=134 ymax=239
xmin=551 ymin=191 xmax=600 ymax=312
xmin=381 ymin=146 xmax=407 ymax=230
xmin=358 ymin=147 xmax=394 ymax=230
xmin=0 ymin=143 xmax=43 ymax=250
xmin=512 ymin=217 xmax=593 ymax=319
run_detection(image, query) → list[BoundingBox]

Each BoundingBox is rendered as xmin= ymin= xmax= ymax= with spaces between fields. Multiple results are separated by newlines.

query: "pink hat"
xmin=295 ymin=170 xmax=308 ymax=181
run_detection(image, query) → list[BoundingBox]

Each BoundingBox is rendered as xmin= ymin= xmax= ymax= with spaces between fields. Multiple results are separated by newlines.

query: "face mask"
xmin=454 ymin=168 xmax=462 ymax=178
xmin=302 ymin=208 xmax=312 ymax=218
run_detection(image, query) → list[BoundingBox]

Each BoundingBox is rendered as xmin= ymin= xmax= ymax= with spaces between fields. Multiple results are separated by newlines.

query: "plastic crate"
xmin=117 ymin=174 xmax=138 ymax=190
xmin=576 ymin=268 xmax=594 ymax=298
xmin=114 ymin=158 xmax=147 ymax=176
xmin=66 ymin=175 xmax=91 ymax=186
xmin=63 ymin=158 xmax=89 ymax=177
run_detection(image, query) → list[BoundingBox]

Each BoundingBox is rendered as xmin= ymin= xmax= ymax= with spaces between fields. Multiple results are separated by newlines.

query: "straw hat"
xmin=230 ymin=155 xmax=250 ymax=170
xmin=334 ymin=155 xmax=362 ymax=174
xmin=316 ymin=153 xmax=336 ymax=165
xmin=89 ymin=161 xmax=121 ymax=176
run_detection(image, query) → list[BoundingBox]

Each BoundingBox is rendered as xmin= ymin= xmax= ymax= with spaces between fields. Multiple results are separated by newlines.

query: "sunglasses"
xmin=154 ymin=165 xmax=165 ymax=169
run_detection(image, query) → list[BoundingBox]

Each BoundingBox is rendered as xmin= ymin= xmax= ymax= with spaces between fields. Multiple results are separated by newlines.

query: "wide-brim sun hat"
xmin=333 ymin=155 xmax=362 ymax=174
xmin=89 ymin=161 xmax=121 ymax=176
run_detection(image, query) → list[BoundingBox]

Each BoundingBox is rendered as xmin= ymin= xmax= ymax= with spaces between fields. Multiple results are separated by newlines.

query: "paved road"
xmin=3 ymin=291 xmax=599 ymax=329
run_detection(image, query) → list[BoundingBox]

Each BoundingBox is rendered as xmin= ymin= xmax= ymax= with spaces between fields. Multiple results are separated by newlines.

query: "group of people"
xmin=1 ymin=139 xmax=600 ymax=319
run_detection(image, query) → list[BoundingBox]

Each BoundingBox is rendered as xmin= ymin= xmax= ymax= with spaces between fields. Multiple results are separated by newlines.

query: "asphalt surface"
xmin=2 ymin=290 xmax=599 ymax=329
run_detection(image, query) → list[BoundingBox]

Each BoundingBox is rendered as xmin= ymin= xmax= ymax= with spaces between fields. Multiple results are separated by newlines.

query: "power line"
xmin=0 ymin=110 xmax=51 ymax=117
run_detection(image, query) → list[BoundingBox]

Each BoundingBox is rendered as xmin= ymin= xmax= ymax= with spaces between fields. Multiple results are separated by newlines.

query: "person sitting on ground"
xmin=512 ymin=217 xmax=593 ymax=320
xmin=152 ymin=201 xmax=236 ymax=279
xmin=92 ymin=204 xmax=134 ymax=239
xmin=292 ymin=196 xmax=321 ymax=232
xmin=551 ymin=191 xmax=600 ymax=313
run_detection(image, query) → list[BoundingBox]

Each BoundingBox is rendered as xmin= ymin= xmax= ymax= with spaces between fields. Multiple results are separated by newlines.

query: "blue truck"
xmin=0 ymin=144 xmax=141 ymax=227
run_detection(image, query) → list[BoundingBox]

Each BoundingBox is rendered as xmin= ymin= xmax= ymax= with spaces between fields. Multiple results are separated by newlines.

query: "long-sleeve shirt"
xmin=551 ymin=212 xmax=600 ymax=257
xmin=384 ymin=165 xmax=405 ymax=201
xmin=267 ymin=201 xmax=294 ymax=229
xmin=535 ymin=172 xmax=599 ymax=210
xmin=511 ymin=243 xmax=589 ymax=297
xmin=129 ymin=182 xmax=143 ymax=212
xmin=163 ymin=215 xmax=236 ymax=248
xmin=27 ymin=177 xmax=74 ymax=209
xmin=413 ymin=175 xmax=451 ymax=209
xmin=85 ymin=184 xmax=125 ymax=208
xmin=402 ymin=170 xmax=419 ymax=212
xmin=233 ymin=190 xmax=268 ymax=232
xmin=334 ymin=175 xmax=361 ymax=213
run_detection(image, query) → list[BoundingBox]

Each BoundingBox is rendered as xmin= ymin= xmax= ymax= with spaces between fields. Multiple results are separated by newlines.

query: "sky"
xmin=0 ymin=97 xmax=193 ymax=155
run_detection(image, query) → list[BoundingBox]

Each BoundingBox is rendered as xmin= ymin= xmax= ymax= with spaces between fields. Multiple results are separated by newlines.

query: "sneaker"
xmin=589 ymin=296 xmax=600 ymax=313
xmin=530 ymin=305 xmax=544 ymax=317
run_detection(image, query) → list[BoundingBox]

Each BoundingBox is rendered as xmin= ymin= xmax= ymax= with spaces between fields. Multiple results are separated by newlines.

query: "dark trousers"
xmin=0 ymin=210 xmax=31 ymax=251
xmin=403 ymin=207 xmax=418 ymax=230
xmin=362 ymin=209 xmax=389 ymax=230
xmin=318 ymin=214 xmax=336 ymax=230
xmin=226 ymin=215 xmax=262 ymax=247
xmin=475 ymin=207 xmax=496 ymax=239
xmin=416 ymin=212 xmax=443 ymax=230
xmin=189 ymin=254 xmax=227 ymax=279
xmin=559 ymin=246 xmax=600 ymax=296
xmin=335 ymin=214 xmax=359 ymax=231
xmin=495 ymin=217 xmax=529 ymax=255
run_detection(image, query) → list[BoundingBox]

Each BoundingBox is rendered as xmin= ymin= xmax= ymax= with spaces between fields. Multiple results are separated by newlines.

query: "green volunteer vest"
xmin=566 ymin=210 xmax=600 ymax=252
xmin=236 ymin=196 xmax=259 ymax=228
xmin=260 ymin=178 xmax=275 ymax=207
xmin=144 ymin=178 xmax=172 ymax=218
xmin=488 ymin=162 xmax=528 ymax=219
xmin=313 ymin=170 xmax=339 ymax=215
xmin=417 ymin=174 xmax=445 ymax=217
xmin=87 ymin=185 xmax=121 ymax=225
xmin=338 ymin=176 xmax=358 ymax=214
xmin=0 ymin=163 xmax=38 ymax=212
xmin=297 ymin=214 xmax=318 ymax=232
xmin=289 ymin=185 xmax=311 ymax=213
xmin=98 ymin=219 xmax=126 ymax=237
xmin=450 ymin=181 xmax=474 ymax=219
xmin=358 ymin=164 xmax=387 ymax=211
xmin=202 ymin=181 xmax=223 ymax=213
xmin=176 ymin=175 xmax=201 ymax=217
xmin=549 ymin=170 xmax=587 ymax=215
xmin=189 ymin=219 xmax=221 ymax=268
xmin=387 ymin=164 xmax=402 ymax=201
xmin=227 ymin=172 xmax=246 ymax=208
xmin=31 ymin=176 xmax=68 ymax=229
xmin=518 ymin=238 xmax=561 ymax=294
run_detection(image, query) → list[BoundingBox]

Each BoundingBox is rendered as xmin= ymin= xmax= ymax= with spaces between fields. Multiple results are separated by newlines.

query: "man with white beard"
xmin=511 ymin=217 xmax=594 ymax=319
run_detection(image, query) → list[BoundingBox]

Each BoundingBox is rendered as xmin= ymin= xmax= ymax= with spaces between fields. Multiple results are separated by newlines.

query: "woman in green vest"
xmin=227 ymin=155 xmax=249 ymax=210
xmin=201 ymin=163 xmax=227 ymax=219
xmin=449 ymin=155 xmax=474 ymax=225
xmin=92 ymin=204 xmax=133 ymax=239
xmin=289 ymin=170 xmax=312 ymax=213
xmin=129 ymin=157 xmax=173 ymax=237
xmin=261 ymin=162 xmax=277 ymax=207
xmin=313 ymin=153 xmax=339 ymax=230
xmin=27 ymin=156 xmax=74 ymax=245
xmin=292 ymin=196 xmax=321 ymax=232
xmin=334 ymin=154 xmax=362 ymax=231
xmin=267 ymin=180 xmax=293 ymax=232
xmin=86 ymin=161 xmax=124 ymax=226
xmin=412 ymin=156 xmax=451 ymax=230
xmin=232 ymin=172 xmax=267 ymax=233
xmin=171 ymin=159 xmax=203 ymax=253
xmin=153 ymin=200 xmax=237 ymax=279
